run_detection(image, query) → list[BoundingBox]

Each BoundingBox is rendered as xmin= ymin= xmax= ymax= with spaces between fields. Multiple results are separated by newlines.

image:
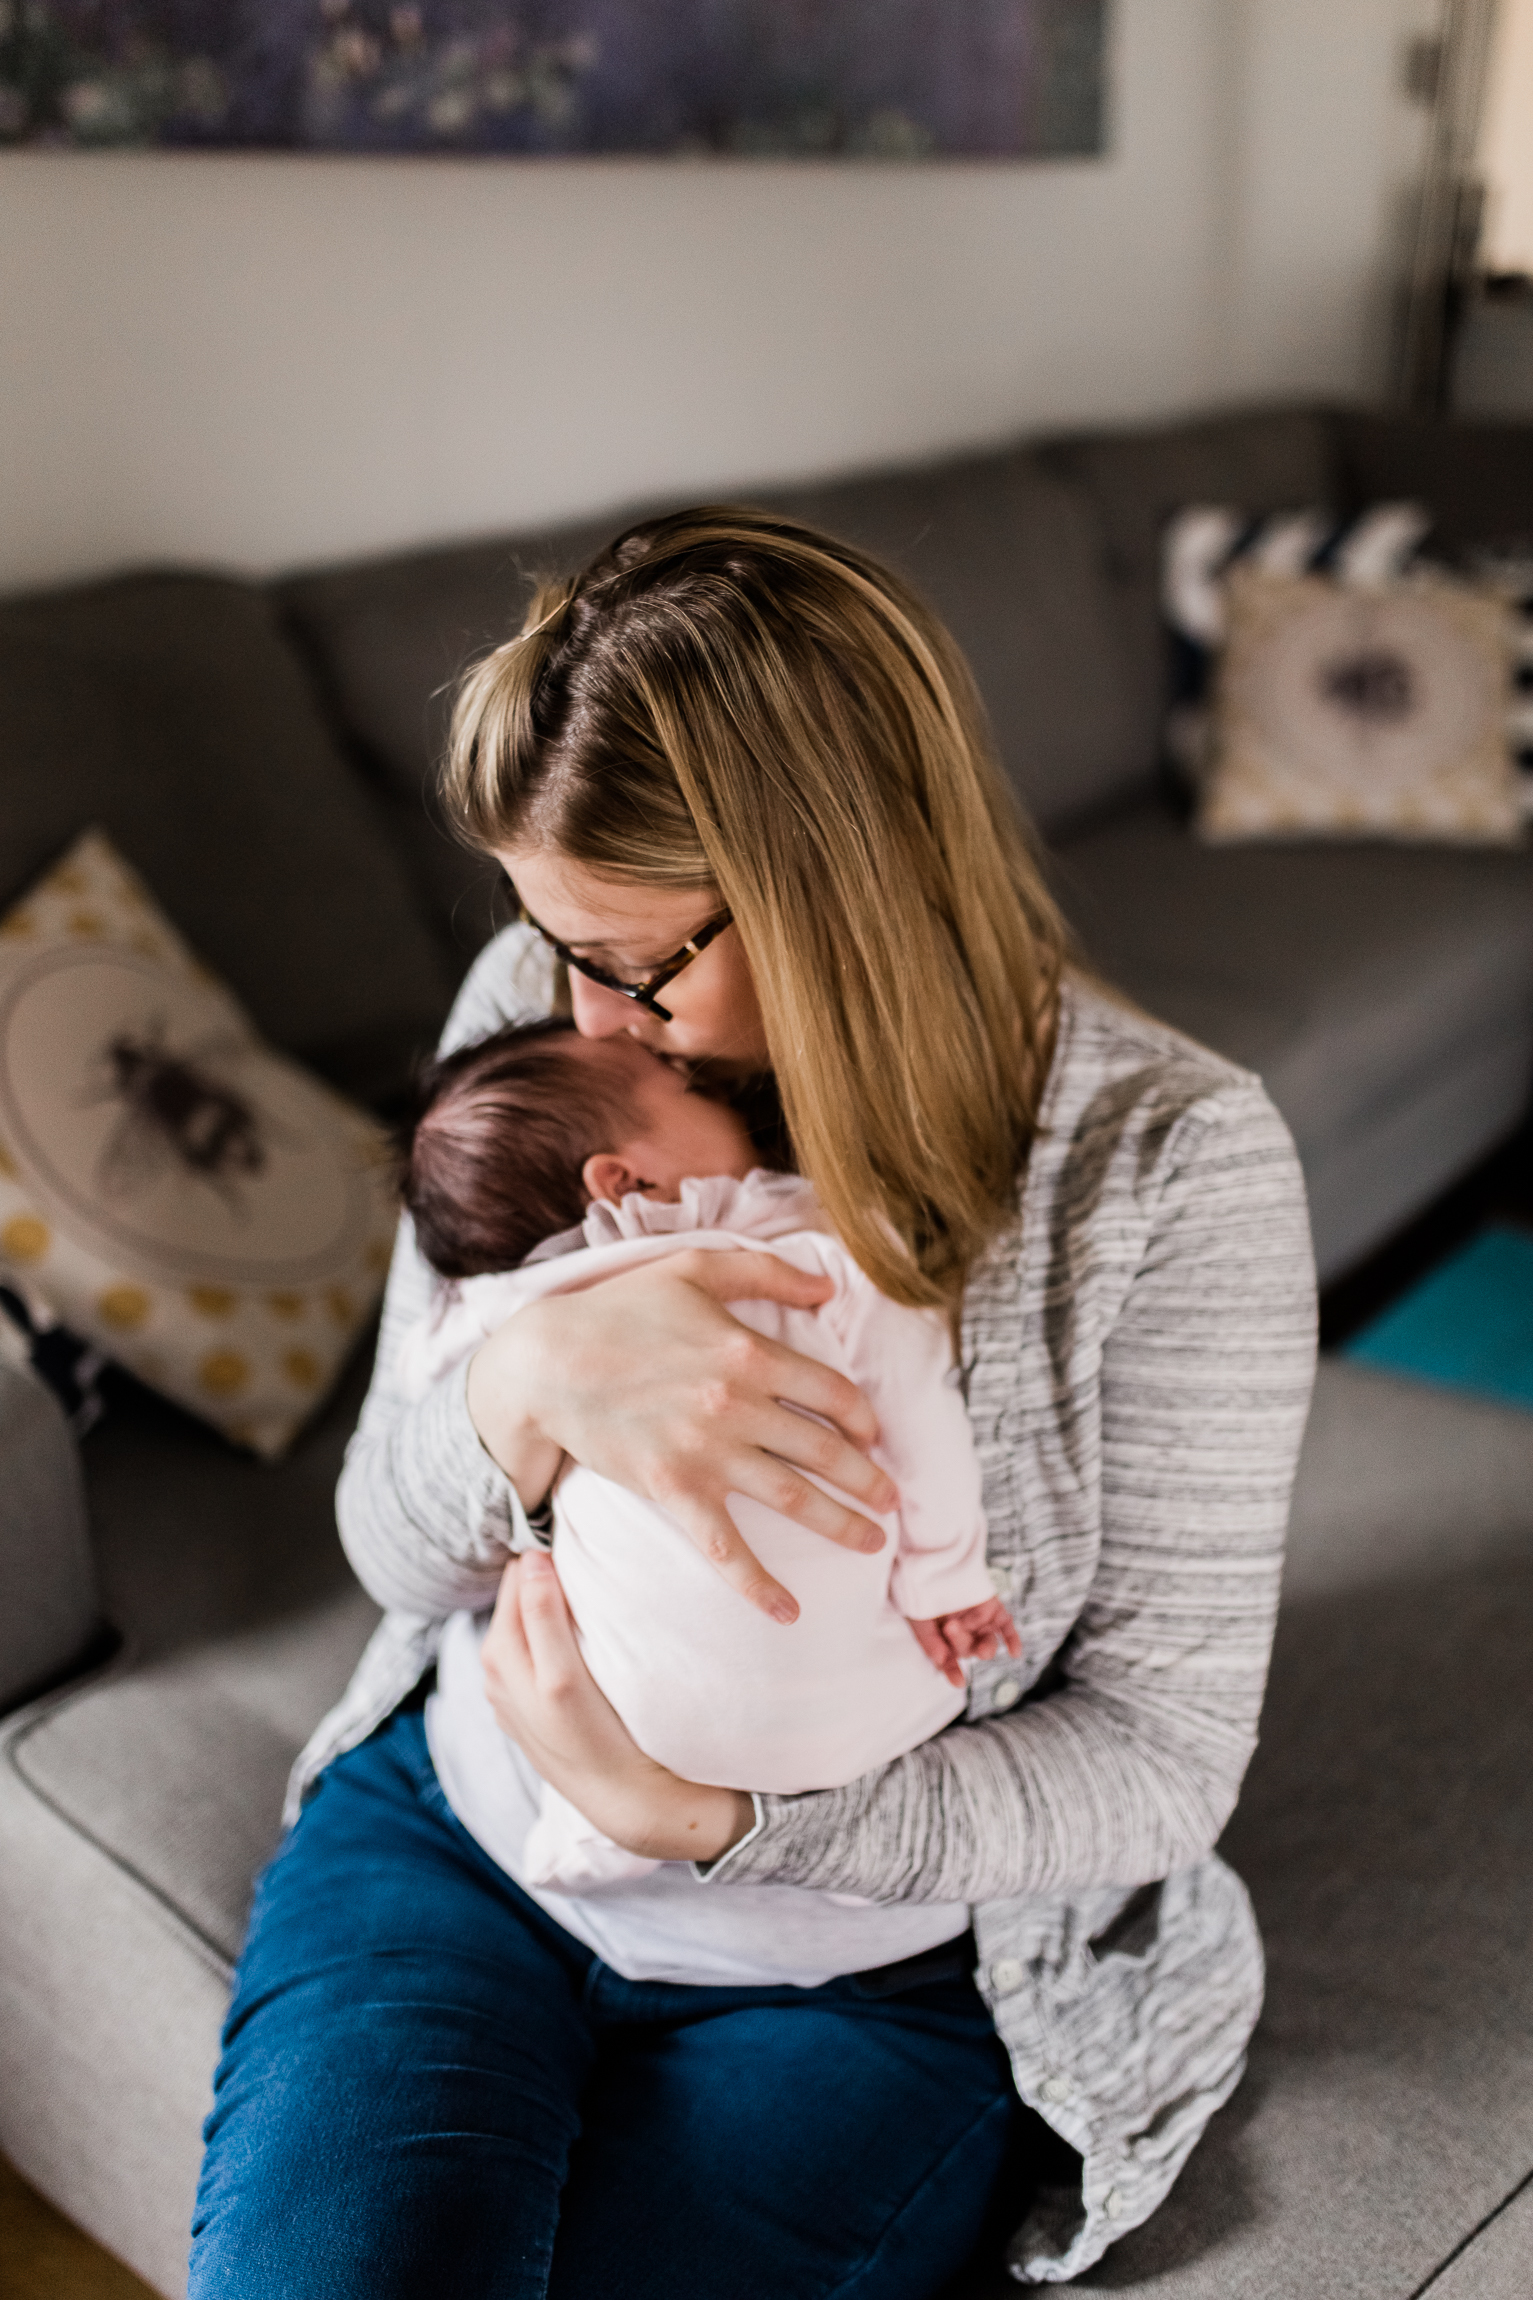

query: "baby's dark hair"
xmin=400 ymin=1019 xmax=632 ymax=1278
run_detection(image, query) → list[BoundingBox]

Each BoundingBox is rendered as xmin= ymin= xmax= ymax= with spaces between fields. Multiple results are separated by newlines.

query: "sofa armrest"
xmin=0 ymin=1360 xmax=101 ymax=1711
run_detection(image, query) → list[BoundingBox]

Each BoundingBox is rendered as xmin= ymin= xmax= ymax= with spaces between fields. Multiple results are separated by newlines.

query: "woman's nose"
xmin=570 ymin=973 xmax=663 ymax=1044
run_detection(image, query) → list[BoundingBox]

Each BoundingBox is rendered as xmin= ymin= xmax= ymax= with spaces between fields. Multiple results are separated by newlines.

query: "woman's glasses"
xmin=509 ymin=892 xmax=734 ymax=1022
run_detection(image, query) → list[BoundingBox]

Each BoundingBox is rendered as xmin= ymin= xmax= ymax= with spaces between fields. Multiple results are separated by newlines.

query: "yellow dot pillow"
xmin=0 ymin=829 xmax=398 ymax=1458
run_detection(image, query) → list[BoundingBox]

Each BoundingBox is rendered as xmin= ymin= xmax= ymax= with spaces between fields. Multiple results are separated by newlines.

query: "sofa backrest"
xmin=1333 ymin=410 xmax=1533 ymax=552
xmin=0 ymin=574 xmax=457 ymax=1107
xmin=281 ymin=514 xmax=623 ymax=959
xmin=279 ymin=442 xmax=1159 ymax=946
xmin=1038 ymin=404 xmax=1338 ymax=748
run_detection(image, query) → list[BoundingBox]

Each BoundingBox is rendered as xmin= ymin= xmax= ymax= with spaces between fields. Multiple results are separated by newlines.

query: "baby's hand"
xmin=908 ymin=1598 xmax=1022 ymax=1690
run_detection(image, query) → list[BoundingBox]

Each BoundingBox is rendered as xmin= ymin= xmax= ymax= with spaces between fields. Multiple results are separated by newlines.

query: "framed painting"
xmin=0 ymin=2 xmax=1107 ymax=158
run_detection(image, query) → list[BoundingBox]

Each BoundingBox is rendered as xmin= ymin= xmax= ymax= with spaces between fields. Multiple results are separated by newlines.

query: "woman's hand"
xmin=465 ymin=1249 xmax=897 ymax=1623
xmin=483 ymin=1551 xmax=755 ymax=1864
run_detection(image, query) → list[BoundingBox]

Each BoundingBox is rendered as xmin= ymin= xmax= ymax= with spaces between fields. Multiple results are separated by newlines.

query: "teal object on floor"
xmin=1344 ymin=1224 xmax=1533 ymax=1413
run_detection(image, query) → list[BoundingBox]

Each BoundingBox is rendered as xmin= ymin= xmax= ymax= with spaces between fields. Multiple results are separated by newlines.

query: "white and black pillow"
xmin=1162 ymin=504 xmax=1533 ymax=825
xmin=0 ymin=1281 xmax=110 ymax=1437
xmin=1161 ymin=502 xmax=1434 ymax=792
xmin=1464 ymin=545 xmax=1533 ymax=802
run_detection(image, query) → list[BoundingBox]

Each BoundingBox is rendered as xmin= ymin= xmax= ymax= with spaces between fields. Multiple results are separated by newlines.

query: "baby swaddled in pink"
xmin=397 ymin=1022 xmax=1018 ymax=1893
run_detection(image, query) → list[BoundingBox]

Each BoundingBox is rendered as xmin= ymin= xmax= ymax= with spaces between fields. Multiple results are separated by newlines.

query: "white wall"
xmin=0 ymin=0 xmax=1435 ymax=594
xmin=1480 ymin=0 xmax=1533 ymax=270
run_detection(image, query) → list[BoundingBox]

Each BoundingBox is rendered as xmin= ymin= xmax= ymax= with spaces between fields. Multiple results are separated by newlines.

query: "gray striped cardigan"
xmin=290 ymin=929 xmax=1317 ymax=2284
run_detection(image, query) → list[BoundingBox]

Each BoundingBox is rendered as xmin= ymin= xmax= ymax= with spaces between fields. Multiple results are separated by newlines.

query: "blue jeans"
xmin=189 ymin=1704 xmax=1039 ymax=2299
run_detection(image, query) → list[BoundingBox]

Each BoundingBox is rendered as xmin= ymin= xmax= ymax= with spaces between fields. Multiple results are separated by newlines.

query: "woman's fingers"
xmin=646 ymin=1491 xmax=802 ymax=1624
xmin=475 ymin=1250 xmax=900 ymax=1612
xmin=679 ymin=1254 xmax=884 ymax=1454
xmin=513 ymin=1551 xmax=583 ymax=1694
xmin=482 ymin=1554 xmax=534 ymax=1714
xmin=709 ymin=1421 xmax=890 ymax=1558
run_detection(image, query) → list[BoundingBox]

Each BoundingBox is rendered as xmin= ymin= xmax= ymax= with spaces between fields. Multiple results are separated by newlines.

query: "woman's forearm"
xmin=336 ymin=1227 xmax=530 ymax=1618
xmin=703 ymin=1679 xmax=1265 ymax=1904
xmin=464 ymin=1315 xmax=565 ymax=1511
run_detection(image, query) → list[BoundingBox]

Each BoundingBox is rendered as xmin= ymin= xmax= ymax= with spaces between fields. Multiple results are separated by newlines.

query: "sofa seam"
xmin=3 ymin=1638 xmax=237 ymax=1986
xmin=1406 ymin=2162 xmax=1533 ymax=2298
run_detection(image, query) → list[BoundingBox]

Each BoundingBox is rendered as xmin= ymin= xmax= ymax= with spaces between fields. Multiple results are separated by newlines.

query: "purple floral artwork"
xmin=0 ymin=2 xmax=1105 ymax=158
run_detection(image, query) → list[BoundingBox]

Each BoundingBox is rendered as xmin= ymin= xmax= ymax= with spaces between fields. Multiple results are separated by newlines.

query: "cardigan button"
xmin=992 ymin=1677 xmax=1022 ymax=1711
xmin=989 ymin=1957 xmax=1026 ymax=1996
xmin=1102 ymin=2189 xmax=1125 ymax=2220
xmin=1042 ymin=2074 xmax=1073 ymax=2103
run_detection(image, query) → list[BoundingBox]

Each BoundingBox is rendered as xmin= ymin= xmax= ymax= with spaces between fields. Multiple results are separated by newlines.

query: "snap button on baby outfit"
xmin=991 ymin=1677 xmax=1022 ymax=1710
xmin=989 ymin=1957 xmax=1025 ymax=1995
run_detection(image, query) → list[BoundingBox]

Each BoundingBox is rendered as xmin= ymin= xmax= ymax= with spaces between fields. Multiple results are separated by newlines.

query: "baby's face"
xmin=577 ymin=1038 xmax=756 ymax=1202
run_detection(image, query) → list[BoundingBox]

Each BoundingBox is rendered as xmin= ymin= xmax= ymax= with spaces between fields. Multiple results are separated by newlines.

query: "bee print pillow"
xmin=0 ymin=829 xmax=399 ymax=1459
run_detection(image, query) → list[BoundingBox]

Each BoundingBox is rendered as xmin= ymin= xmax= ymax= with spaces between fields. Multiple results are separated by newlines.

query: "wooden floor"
xmin=0 ymin=2158 xmax=158 ymax=2300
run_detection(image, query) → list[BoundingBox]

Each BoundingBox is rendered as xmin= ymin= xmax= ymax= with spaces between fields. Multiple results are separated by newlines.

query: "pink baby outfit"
xmin=401 ymin=1171 xmax=992 ymax=1892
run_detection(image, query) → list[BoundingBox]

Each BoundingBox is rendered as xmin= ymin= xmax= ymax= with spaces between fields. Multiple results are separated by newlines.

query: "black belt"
xmin=846 ymin=1931 xmax=977 ymax=1998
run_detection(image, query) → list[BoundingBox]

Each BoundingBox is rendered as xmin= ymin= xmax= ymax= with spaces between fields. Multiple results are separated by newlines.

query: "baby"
xmin=398 ymin=1021 xmax=1019 ymax=1892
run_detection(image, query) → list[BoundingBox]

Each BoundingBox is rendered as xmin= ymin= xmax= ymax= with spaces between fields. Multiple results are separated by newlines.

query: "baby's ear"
xmin=582 ymin=1151 xmax=643 ymax=1205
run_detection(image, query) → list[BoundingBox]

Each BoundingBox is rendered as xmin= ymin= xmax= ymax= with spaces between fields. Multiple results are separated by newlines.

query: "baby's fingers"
xmin=909 ymin=1617 xmax=965 ymax=1689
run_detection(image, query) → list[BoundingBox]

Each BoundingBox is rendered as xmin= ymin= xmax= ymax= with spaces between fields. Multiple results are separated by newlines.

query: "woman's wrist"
xmin=653 ymin=1782 xmax=756 ymax=1866
xmin=564 ymin=1740 xmax=754 ymax=1866
xmin=465 ymin=1311 xmax=565 ymax=1512
xmin=611 ymin=1775 xmax=755 ymax=1866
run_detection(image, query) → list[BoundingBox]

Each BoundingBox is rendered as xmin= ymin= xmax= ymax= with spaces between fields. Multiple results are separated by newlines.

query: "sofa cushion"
xmin=280 ymin=453 xmax=1149 ymax=898
xmin=1052 ymin=799 xmax=1533 ymax=1273
xmin=0 ymin=575 xmax=457 ymax=1106
xmin=0 ymin=1359 xmax=98 ymax=1711
xmin=1041 ymin=408 xmax=1338 ymax=748
xmin=5 ymin=1340 xmax=380 ymax=1962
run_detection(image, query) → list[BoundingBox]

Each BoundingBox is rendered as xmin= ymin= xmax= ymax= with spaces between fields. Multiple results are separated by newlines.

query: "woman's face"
xmin=497 ymin=848 xmax=771 ymax=1076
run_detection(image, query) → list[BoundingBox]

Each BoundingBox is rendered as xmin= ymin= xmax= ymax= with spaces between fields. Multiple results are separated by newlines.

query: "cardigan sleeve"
xmin=700 ymin=1080 xmax=1318 ymax=1903
xmin=333 ymin=927 xmax=558 ymax=1618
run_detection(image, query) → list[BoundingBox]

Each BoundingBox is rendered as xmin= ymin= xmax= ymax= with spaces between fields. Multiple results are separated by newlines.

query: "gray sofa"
xmin=3 ymin=404 xmax=1532 ymax=2297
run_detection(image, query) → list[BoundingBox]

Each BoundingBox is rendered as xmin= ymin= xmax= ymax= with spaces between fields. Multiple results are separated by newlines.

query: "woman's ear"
xmin=582 ymin=1151 xmax=649 ymax=1204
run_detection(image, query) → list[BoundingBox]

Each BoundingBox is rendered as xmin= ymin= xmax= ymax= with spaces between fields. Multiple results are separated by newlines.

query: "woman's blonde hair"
xmin=443 ymin=507 xmax=1065 ymax=1314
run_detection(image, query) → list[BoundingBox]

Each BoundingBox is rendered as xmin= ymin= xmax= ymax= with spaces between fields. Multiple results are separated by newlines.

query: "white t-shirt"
xmin=428 ymin=1610 xmax=970 ymax=1988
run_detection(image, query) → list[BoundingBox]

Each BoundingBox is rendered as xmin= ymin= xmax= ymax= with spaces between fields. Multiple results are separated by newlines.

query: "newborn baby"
xmin=398 ymin=1021 xmax=1018 ymax=1892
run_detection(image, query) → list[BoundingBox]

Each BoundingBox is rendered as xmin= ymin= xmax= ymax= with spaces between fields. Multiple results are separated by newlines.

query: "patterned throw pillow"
xmin=1200 ymin=565 xmax=1521 ymax=846
xmin=0 ymin=830 xmax=399 ymax=1457
xmin=1466 ymin=544 xmax=1533 ymax=794
xmin=0 ymin=1277 xmax=111 ymax=1436
xmin=1160 ymin=501 xmax=1435 ymax=792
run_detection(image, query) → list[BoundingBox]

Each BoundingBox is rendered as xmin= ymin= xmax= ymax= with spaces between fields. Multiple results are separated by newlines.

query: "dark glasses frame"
xmin=510 ymin=892 xmax=734 ymax=1022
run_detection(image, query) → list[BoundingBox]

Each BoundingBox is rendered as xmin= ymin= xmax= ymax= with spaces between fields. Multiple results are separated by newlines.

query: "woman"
xmin=190 ymin=510 xmax=1316 ymax=2296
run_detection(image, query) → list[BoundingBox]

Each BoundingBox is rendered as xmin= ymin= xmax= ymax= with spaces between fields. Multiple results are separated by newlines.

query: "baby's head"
xmin=401 ymin=1021 xmax=756 ymax=1277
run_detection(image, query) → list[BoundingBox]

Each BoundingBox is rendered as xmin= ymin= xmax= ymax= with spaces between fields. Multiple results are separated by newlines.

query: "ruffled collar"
xmin=581 ymin=1168 xmax=822 ymax=1247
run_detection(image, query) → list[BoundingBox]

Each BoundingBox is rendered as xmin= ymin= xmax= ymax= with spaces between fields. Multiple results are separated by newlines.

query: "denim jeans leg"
xmin=547 ymin=1968 xmax=1026 ymax=2300
xmin=189 ymin=1709 xmax=595 ymax=2300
